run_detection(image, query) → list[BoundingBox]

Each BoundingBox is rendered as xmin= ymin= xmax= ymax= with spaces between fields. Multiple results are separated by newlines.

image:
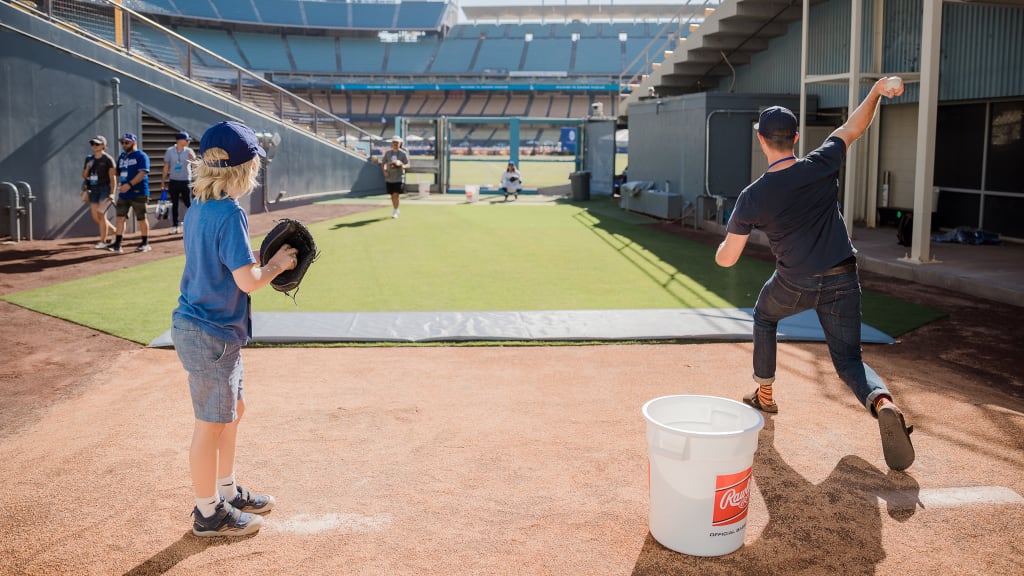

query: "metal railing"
xmin=617 ymin=1 xmax=717 ymax=99
xmin=15 ymin=0 xmax=378 ymax=155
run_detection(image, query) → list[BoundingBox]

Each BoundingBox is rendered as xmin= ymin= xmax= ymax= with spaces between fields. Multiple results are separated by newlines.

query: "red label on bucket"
xmin=712 ymin=467 xmax=752 ymax=526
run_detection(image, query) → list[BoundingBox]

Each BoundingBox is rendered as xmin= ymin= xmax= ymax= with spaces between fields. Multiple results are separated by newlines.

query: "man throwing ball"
xmin=715 ymin=77 xmax=915 ymax=471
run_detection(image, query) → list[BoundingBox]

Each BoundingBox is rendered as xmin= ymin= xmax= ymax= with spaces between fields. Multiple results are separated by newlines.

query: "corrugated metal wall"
xmin=723 ymin=0 xmax=1024 ymax=108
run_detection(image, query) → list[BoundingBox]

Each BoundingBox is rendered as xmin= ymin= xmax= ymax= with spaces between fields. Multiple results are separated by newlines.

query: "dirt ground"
xmin=0 ymin=200 xmax=1022 ymax=575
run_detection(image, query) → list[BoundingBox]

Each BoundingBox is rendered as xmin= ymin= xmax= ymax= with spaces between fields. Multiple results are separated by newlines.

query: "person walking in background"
xmin=82 ymin=135 xmax=117 ymax=248
xmin=171 ymin=120 xmax=297 ymax=537
xmin=499 ymin=161 xmax=523 ymax=200
xmin=109 ymin=133 xmax=151 ymax=254
xmin=714 ymin=77 xmax=916 ymax=472
xmin=160 ymin=131 xmax=196 ymax=234
xmin=382 ymin=135 xmax=409 ymax=218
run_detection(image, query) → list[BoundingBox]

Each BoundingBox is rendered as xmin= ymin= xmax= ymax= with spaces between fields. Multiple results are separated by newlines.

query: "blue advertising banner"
xmin=333 ymin=82 xmax=618 ymax=92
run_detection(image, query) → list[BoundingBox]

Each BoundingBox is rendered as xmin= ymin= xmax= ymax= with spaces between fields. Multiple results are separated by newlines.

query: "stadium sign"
xmin=334 ymin=82 xmax=618 ymax=92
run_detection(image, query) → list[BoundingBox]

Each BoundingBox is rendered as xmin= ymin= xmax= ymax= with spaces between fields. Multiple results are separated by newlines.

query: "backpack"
xmin=896 ymin=212 xmax=913 ymax=247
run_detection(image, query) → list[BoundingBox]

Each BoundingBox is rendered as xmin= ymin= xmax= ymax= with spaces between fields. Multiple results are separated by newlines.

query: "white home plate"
xmin=270 ymin=512 xmax=392 ymax=535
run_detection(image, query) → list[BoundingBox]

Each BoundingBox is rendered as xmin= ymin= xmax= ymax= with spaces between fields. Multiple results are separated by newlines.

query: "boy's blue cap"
xmin=199 ymin=121 xmax=265 ymax=167
xmin=755 ymin=106 xmax=798 ymax=137
xmin=175 ymin=131 xmax=190 ymax=141
xmin=120 ymin=133 xmax=138 ymax=143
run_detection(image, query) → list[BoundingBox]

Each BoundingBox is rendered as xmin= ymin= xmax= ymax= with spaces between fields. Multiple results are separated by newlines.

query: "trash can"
xmin=569 ymin=171 xmax=591 ymax=201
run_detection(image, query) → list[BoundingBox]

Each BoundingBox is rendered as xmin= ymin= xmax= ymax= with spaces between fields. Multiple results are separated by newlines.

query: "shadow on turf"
xmin=631 ymin=416 xmax=921 ymax=575
xmin=330 ymin=216 xmax=389 ymax=229
xmin=122 ymin=530 xmax=256 ymax=575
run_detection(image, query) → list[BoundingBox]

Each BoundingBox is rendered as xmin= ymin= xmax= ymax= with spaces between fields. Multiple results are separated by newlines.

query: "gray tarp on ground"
xmin=149 ymin=308 xmax=894 ymax=347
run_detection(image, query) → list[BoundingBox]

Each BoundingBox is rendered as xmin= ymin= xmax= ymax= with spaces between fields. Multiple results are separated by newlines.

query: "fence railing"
xmin=16 ymin=0 xmax=378 ymax=155
xmin=617 ymin=0 xmax=717 ymax=98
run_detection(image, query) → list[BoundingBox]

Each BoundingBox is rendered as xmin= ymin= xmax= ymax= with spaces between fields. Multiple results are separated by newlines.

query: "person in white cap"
xmin=382 ymin=135 xmax=409 ymax=218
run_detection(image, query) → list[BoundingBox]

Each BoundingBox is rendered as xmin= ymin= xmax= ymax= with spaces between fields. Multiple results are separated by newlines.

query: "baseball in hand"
xmin=885 ymin=76 xmax=902 ymax=91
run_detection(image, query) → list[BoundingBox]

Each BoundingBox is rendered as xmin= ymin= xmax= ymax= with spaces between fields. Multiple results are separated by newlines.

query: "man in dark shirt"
xmin=715 ymin=77 xmax=915 ymax=471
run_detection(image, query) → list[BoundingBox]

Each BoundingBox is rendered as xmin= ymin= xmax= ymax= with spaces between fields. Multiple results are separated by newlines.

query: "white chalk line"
xmin=268 ymin=512 xmax=393 ymax=535
xmin=877 ymin=486 xmax=1024 ymax=509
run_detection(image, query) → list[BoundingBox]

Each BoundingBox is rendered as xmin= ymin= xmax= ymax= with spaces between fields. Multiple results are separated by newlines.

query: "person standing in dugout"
xmin=715 ymin=77 xmax=916 ymax=472
xmin=171 ymin=120 xmax=297 ymax=537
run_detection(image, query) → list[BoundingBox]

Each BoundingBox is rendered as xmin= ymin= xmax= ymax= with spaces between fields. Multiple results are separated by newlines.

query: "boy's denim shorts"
xmin=171 ymin=316 xmax=244 ymax=424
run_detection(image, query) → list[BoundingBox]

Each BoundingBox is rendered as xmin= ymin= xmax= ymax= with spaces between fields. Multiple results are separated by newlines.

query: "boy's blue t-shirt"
xmin=727 ymin=136 xmax=855 ymax=278
xmin=173 ymin=196 xmax=257 ymax=344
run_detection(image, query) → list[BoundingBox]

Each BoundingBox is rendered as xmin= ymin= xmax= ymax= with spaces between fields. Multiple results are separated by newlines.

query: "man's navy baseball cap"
xmin=755 ymin=106 xmax=798 ymax=138
xmin=120 ymin=132 xmax=138 ymax=143
xmin=175 ymin=131 xmax=190 ymax=141
xmin=199 ymin=121 xmax=265 ymax=167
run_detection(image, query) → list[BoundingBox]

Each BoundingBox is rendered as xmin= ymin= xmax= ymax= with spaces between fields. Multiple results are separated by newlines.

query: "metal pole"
xmin=111 ymin=77 xmax=121 ymax=142
xmin=15 ymin=182 xmax=34 ymax=241
xmin=2 ymin=182 xmax=20 ymax=242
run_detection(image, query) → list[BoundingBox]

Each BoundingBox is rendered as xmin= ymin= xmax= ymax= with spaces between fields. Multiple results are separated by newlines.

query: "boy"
xmin=172 ymin=121 xmax=298 ymax=536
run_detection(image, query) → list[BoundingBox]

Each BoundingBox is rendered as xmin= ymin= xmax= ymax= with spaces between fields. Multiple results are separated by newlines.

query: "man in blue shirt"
xmin=109 ymin=132 xmax=151 ymax=253
xmin=715 ymin=77 xmax=915 ymax=472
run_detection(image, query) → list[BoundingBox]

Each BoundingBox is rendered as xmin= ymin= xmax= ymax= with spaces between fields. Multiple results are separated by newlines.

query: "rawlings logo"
xmin=712 ymin=467 xmax=753 ymax=526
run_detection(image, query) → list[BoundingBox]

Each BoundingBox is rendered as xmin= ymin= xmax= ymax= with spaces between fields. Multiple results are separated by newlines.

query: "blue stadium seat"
xmin=301 ymin=1 xmax=349 ymax=28
xmin=178 ymin=27 xmax=246 ymax=67
xmin=387 ymin=38 xmax=439 ymax=74
xmin=339 ymin=38 xmax=386 ymax=73
xmin=473 ymin=38 xmax=524 ymax=72
xmin=288 ymin=35 xmax=338 ymax=73
xmin=523 ymin=39 xmax=571 ymax=72
xmin=136 ymin=0 xmax=178 ymax=15
xmin=253 ymin=0 xmax=305 ymax=26
xmin=351 ymin=4 xmax=396 ymax=29
xmin=234 ymin=32 xmax=292 ymax=72
xmin=395 ymin=2 xmax=446 ymax=29
xmin=214 ymin=1 xmax=258 ymax=23
xmin=573 ymin=38 xmax=622 ymax=74
xmin=173 ymin=0 xmax=219 ymax=20
xmin=429 ymin=38 xmax=477 ymax=73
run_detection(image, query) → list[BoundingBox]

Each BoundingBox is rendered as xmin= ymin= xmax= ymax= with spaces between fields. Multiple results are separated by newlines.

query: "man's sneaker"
xmin=878 ymin=404 xmax=915 ymax=471
xmin=191 ymin=501 xmax=263 ymax=538
xmin=168 ymin=226 xmax=179 ymax=235
xmin=94 ymin=242 xmax=110 ymax=249
xmin=135 ymin=243 xmax=152 ymax=253
xmin=226 ymin=485 xmax=276 ymax=514
xmin=107 ymin=245 xmax=123 ymax=254
xmin=392 ymin=209 xmax=400 ymax=219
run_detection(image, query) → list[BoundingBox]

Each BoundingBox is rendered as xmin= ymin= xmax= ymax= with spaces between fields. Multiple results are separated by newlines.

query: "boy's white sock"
xmin=196 ymin=494 xmax=219 ymax=519
xmin=217 ymin=474 xmax=237 ymax=501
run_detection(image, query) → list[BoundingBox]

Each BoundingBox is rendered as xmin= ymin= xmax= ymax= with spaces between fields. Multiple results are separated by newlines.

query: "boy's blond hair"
xmin=191 ymin=148 xmax=261 ymax=201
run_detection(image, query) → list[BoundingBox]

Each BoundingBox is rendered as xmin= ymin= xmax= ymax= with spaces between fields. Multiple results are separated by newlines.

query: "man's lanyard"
xmin=767 ymin=155 xmax=796 ymax=170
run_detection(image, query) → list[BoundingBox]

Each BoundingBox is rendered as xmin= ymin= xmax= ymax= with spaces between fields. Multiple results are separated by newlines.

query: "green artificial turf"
xmin=2 ymin=199 xmax=944 ymax=344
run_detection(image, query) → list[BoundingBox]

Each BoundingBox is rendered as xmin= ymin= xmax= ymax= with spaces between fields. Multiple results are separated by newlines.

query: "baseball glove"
xmin=259 ymin=218 xmax=319 ymax=300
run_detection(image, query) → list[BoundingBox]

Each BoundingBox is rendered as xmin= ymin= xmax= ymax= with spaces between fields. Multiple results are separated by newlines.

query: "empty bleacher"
xmin=215 ymin=1 xmax=259 ymax=24
xmin=300 ymin=1 xmax=349 ymax=28
xmin=428 ymin=37 xmax=477 ymax=74
xmin=386 ymin=39 xmax=439 ymax=75
xmin=234 ymin=32 xmax=291 ymax=72
xmin=573 ymin=37 xmax=623 ymax=75
xmin=472 ymin=38 xmax=524 ymax=72
xmin=288 ymin=35 xmax=338 ymax=73
xmin=523 ymin=38 xmax=572 ymax=72
xmin=171 ymin=0 xmax=219 ymax=21
xmin=178 ymin=27 xmax=246 ymax=68
xmin=339 ymin=38 xmax=386 ymax=73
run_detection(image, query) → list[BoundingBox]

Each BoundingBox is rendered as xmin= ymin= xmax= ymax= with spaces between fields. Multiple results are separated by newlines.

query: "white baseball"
xmin=885 ymin=77 xmax=902 ymax=91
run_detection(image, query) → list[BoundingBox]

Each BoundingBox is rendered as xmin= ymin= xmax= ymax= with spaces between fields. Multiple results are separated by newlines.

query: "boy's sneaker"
xmin=135 ymin=243 xmax=152 ymax=253
xmin=226 ymin=485 xmax=276 ymax=514
xmin=107 ymin=245 xmax=123 ymax=254
xmin=191 ymin=501 xmax=263 ymax=537
xmin=392 ymin=209 xmax=400 ymax=219
xmin=94 ymin=242 xmax=110 ymax=249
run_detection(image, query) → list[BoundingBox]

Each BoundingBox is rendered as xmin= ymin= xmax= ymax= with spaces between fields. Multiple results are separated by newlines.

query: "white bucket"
xmin=465 ymin=184 xmax=479 ymax=202
xmin=418 ymin=182 xmax=430 ymax=198
xmin=642 ymin=395 xmax=764 ymax=556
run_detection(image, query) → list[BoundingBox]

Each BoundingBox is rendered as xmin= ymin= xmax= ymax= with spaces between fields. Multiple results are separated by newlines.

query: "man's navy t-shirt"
xmin=726 ymin=136 xmax=855 ymax=278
